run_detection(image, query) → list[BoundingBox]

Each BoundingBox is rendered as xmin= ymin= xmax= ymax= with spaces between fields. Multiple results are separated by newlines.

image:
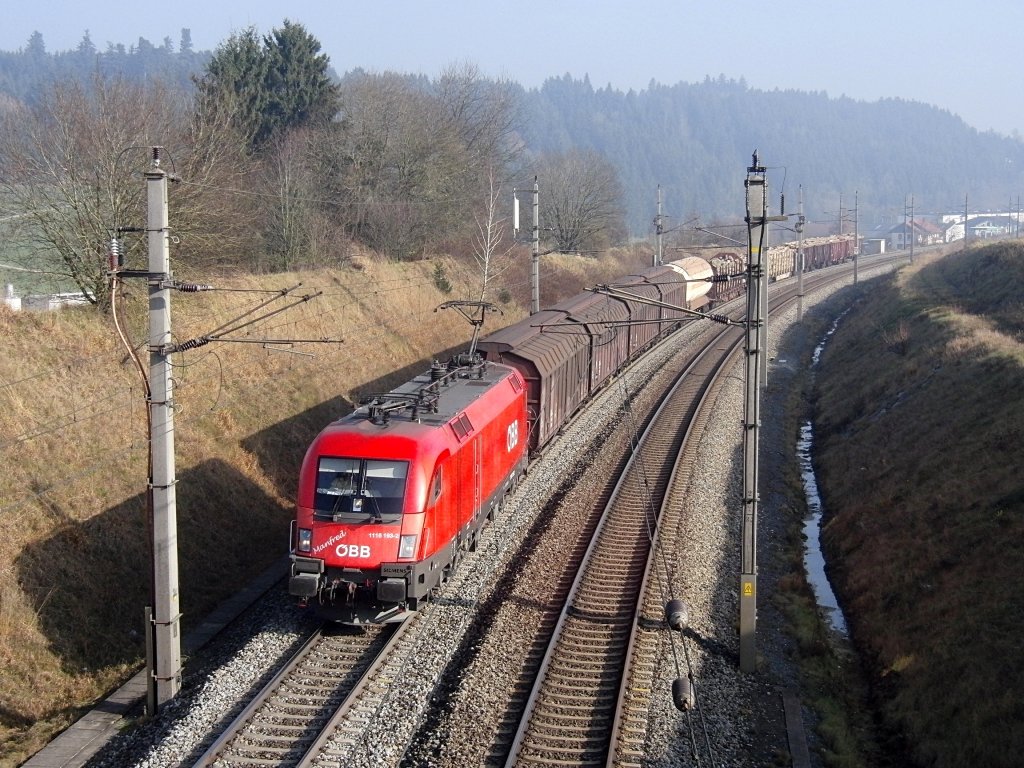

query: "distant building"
xmin=967 ymin=215 xmax=1016 ymax=239
xmin=939 ymin=211 xmax=1022 ymax=242
xmin=2 ymin=284 xmax=90 ymax=312
xmin=873 ymin=219 xmax=945 ymax=250
xmin=861 ymin=238 xmax=887 ymax=255
xmin=3 ymin=284 xmax=21 ymax=311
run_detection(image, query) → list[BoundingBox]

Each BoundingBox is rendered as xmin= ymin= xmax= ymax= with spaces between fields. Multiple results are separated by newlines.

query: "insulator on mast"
xmin=173 ymin=282 xmax=215 ymax=293
xmin=108 ymin=237 xmax=123 ymax=270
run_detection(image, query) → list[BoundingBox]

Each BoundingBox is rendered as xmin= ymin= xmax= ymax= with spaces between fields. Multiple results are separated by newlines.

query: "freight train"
xmin=288 ymin=234 xmax=855 ymax=623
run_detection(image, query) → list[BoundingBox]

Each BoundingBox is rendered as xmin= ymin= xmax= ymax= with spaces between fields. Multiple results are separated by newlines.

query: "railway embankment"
xmin=807 ymin=242 xmax=1024 ymax=767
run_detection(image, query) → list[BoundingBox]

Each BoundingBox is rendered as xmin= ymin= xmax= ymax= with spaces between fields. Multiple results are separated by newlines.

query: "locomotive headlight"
xmin=398 ymin=534 xmax=417 ymax=559
xmin=297 ymin=528 xmax=313 ymax=553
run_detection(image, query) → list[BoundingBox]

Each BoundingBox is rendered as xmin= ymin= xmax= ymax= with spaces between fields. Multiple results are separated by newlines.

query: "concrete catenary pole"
xmin=146 ymin=147 xmax=182 ymax=708
xmin=854 ymin=190 xmax=860 ymax=284
xmin=796 ymin=185 xmax=805 ymax=321
xmin=909 ymin=195 xmax=915 ymax=264
xmin=531 ymin=177 xmax=540 ymax=315
xmin=655 ymin=185 xmax=664 ymax=267
xmin=904 ymin=197 xmax=909 ymax=255
xmin=740 ymin=152 xmax=767 ymax=673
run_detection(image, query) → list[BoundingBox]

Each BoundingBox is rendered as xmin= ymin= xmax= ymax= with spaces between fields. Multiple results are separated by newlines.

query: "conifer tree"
xmin=196 ymin=20 xmax=339 ymax=151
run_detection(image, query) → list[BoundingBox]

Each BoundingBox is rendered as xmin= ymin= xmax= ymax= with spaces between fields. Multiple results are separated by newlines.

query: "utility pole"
xmin=145 ymin=147 xmax=182 ymax=710
xmin=655 ymin=185 xmax=664 ymax=267
xmin=796 ymin=185 xmax=805 ymax=321
xmin=964 ymin=194 xmax=969 ymax=251
xmin=531 ymin=177 xmax=540 ymax=315
xmin=909 ymin=195 xmax=915 ymax=264
xmin=740 ymin=151 xmax=767 ymax=673
xmin=838 ymin=192 xmax=843 ymax=236
xmin=758 ymin=184 xmax=770 ymax=390
xmin=905 ymin=198 xmax=913 ymax=256
xmin=113 ymin=149 xmax=334 ymax=715
xmin=853 ymin=190 xmax=859 ymax=285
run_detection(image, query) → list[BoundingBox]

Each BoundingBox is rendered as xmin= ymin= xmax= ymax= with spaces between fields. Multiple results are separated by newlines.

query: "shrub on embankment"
xmin=811 ymin=242 xmax=1024 ymax=767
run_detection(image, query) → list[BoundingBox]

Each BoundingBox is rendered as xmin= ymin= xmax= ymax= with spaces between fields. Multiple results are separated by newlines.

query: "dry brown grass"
xmin=0 ymin=246 xmax=644 ymax=764
xmin=812 ymin=241 xmax=1024 ymax=768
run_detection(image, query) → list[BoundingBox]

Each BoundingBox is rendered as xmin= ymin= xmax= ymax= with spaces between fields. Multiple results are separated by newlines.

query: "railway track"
xmin=188 ymin=318 xmax=737 ymax=768
xmin=499 ymin=265 xmax=865 ymax=767
xmin=192 ymin=620 xmax=407 ymax=767
xmin=185 ymin=260 xmax=877 ymax=768
xmin=503 ymin=314 xmax=745 ymax=767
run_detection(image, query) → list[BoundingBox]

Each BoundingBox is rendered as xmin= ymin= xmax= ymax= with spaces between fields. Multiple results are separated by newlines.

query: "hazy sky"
xmin=3 ymin=1 xmax=1022 ymax=137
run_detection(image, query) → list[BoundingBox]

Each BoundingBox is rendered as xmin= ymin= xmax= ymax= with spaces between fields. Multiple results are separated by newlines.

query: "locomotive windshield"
xmin=315 ymin=457 xmax=408 ymax=518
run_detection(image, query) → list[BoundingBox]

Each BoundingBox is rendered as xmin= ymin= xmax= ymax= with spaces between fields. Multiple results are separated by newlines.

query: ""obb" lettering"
xmin=335 ymin=544 xmax=371 ymax=558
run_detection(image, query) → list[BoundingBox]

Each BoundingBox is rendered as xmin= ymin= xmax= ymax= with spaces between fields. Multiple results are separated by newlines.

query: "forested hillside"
xmin=0 ymin=30 xmax=208 ymax=103
xmin=517 ymin=74 xmax=1024 ymax=233
xmin=3 ymin=30 xmax=1024 ymax=247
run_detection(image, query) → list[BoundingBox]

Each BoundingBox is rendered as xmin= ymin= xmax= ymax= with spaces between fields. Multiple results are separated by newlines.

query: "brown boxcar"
xmin=476 ymin=308 xmax=589 ymax=452
xmin=612 ymin=271 xmax=667 ymax=356
xmin=548 ymin=291 xmax=631 ymax=396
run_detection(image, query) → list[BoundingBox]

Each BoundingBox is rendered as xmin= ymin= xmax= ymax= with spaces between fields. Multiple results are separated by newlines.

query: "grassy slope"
xmin=0 ymin=246 xmax=648 ymax=765
xmin=812 ymin=243 xmax=1024 ymax=767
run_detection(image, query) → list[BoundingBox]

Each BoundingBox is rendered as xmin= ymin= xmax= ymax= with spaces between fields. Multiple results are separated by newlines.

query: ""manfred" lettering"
xmin=312 ymin=530 xmax=347 ymax=554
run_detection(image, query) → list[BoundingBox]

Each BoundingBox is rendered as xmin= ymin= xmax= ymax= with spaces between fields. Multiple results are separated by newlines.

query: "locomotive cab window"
xmin=315 ymin=457 xmax=409 ymax=518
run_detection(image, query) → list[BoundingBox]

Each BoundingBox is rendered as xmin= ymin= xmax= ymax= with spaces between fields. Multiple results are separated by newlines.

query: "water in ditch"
xmin=799 ymin=312 xmax=850 ymax=636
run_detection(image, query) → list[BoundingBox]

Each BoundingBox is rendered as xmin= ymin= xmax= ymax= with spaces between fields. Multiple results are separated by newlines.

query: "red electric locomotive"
xmin=288 ymin=354 xmax=528 ymax=623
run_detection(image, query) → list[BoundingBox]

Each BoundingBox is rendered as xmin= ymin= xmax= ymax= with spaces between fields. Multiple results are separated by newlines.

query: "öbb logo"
xmin=336 ymin=544 xmax=372 ymax=558
xmin=506 ymin=420 xmax=519 ymax=452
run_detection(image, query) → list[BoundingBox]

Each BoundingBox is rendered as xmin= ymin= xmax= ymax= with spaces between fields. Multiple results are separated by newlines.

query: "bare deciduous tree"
xmin=323 ymin=68 xmax=523 ymax=260
xmin=258 ymin=128 xmax=315 ymax=271
xmin=0 ymin=75 xmax=255 ymax=307
xmin=538 ymin=149 xmax=626 ymax=253
xmin=436 ymin=62 xmax=522 ymax=179
xmin=329 ymin=72 xmax=464 ymax=258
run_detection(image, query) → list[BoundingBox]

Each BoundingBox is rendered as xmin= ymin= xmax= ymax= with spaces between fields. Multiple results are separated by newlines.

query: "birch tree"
xmin=472 ymin=169 xmax=517 ymax=302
